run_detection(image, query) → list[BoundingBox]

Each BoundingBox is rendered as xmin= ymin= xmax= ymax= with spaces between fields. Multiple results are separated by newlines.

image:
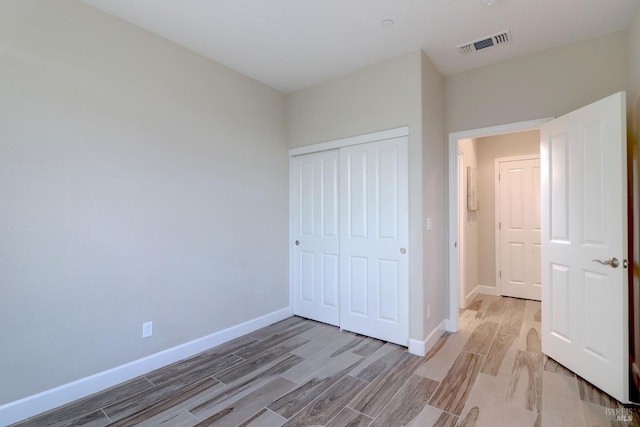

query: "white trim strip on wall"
xmin=288 ymin=126 xmax=409 ymax=156
xmin=408 ymin=319 xmax=447 ymax=357
xmin=0 ymin=307 xmax=292 ymax=426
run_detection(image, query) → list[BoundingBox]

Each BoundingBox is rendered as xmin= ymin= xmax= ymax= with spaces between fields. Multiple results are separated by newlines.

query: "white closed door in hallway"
xmin=497 ymin=156 xmax=541 ymax=301
xmin=291 ymin=149 xmax=340 ymax=326
xmin=541 ymin=92 xmax=628 ymax=403
xmin=339 ymin=137 xmax=409 ymax=346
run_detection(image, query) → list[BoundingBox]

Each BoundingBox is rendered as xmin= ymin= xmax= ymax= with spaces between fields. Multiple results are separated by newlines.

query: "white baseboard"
xmin=465 ymin=285 xmax=498 ymax=307
xmin=408 ymin=320 xmax=446 ymax=357
xmin=0 ymin=307 xmax=292 ymax=426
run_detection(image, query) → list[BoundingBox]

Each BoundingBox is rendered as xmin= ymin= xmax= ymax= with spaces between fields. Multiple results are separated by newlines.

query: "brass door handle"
xmin=592 ymin=257 xmax=619 ymax=268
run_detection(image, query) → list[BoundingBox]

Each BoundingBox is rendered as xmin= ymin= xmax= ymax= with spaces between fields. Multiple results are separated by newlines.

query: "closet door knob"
xmin=295 ymin=240 xmax=300 ymax=246
xmin=400 ymin=248 xmax=406 ymax=254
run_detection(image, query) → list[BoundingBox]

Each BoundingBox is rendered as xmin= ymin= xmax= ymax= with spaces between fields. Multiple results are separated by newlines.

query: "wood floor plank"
xmin=467 ymin=294 xmax=508 ymax=322
xmin=249 ymin=316 xmax=309 ymax=341
xmin=215 ymin=337 xmax=308 ymax=384
xmin=352 ymin=337 xmax=385 ymax=357
xmin=349 ymin=351 xmax=424 ymax=417
xmin=423 ymin=333 xmax=449 ymax=362
xmin=289 ymin=327 xmax=361 ymax=362
xmin=458 ymin=406 xmax=479 ymax=427
xmin=463 ymin=322 xmax=499 ymax=355
xmin=481 ymin=300 xmax=525 ymax=376
xmin=525 ymin=327 xmax=541 ymax=353
xmin=429 ymin=351 xmax=483 ymax=416
xmin=237 ymin=408 xmax=286 ymax=427
xmin=107 ymin=377 xmax=221 ymax=426
xmin=146 ymin=352 xmax=243 ymax=386
xmin=353 ymin=346 xmax=405 ymax=383
xmin=235 ymin=324 xmax=315 ymax=360
xmin=280 ymin=346 xmax=362 ymax=385
xmin=210 ymin=334 xmax=260 ymax=355
xmin=482 ymin=297 xmax=510 ymax=322
xmin=193 ymin=377 xmax=296 ymax=426
xmin=189 ymin=353 xmax=303 ymax=418
xmin=406 ymin=404 xmax=454 ymax=426
xmin=522 ymin=300 xmax=541 ymax=323
xmin=370 ymin=375 xmax=439 ymax=427
xmin=543 ymin=356 xmax=575 ymax=378
xmin=325 ymin=407 xmax=372 ymax=427
xmin=55 ymin=410 xmax=111 ymax=427
xmin=541 ymin=371 xmax=584 ymax=427
xmin=268 ymin=356 xmax=363 ymax=418
xmin=329 ymin=336 xmax=364 ymax=357
xmin=433 ymin=411 xmax=458 ymax=427
xmin=506 ymin=350 xmax=543 ymax=415
xmin=134 ymin=408 xmax=201 ymax=427
xmin=414 ymin=309 xmax=484 ymax=382
xmin=282 ymin=376 xmax=368 ymax=426
xmin=576 ymin=375 xmax=623 ymax=408
xmin=11 ymin=377 xmax=154 ymax=427
xmin=456 ymin=372 xmax=508 ymax=422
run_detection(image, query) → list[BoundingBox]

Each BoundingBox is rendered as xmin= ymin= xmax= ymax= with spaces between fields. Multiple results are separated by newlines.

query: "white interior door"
xmin=541 ymin=92 xmax=628 ymax=402
xmin=339 ymin=137 xmax=409 ymax=346
xmin=497 ymin=156 xmax=541 ymax=301
xmin=292 ymin=150 xmax=340 ymax=326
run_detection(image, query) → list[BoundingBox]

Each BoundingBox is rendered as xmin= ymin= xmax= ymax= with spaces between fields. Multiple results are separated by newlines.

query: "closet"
xmin=290 ymin=129 xmax=409 ymax=346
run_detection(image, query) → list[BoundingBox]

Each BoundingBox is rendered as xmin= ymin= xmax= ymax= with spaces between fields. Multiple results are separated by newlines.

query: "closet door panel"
xmin=340 ymin=137 xmax=409 ymax=346
xmin=292 ymin=150 xmax=340 ymax=326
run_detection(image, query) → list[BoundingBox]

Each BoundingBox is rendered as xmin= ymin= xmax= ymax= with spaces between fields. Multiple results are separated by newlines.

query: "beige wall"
xmin=445 ymin=31 xmax=628 ymax=134
xmin=421 ymin=52 xmax=446 ymax=335
xmin=457 ymin=139 xmax=479 ymax=302
xmin=0 ymin=0 xmax=288 ymax=405
xmin=286 ymin=52 xmax=421 ymax=149
xmin=475 ymin=131 xmax=540 ymax=289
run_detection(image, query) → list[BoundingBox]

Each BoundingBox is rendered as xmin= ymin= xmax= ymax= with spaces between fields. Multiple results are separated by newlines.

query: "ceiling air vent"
xmin=457 ymin=30 xmax=512 ymax=54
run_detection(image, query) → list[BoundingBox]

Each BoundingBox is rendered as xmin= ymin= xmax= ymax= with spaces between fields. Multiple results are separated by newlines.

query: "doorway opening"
xmin=447 ymin=119 xmax=550 ymax=332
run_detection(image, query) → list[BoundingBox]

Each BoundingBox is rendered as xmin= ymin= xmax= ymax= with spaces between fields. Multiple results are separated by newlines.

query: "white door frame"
xmin=494 ymin=154 xmax=541 ymax=299
xmin=447 ymin=118 xmax=551 ymax=332
xmin=457 ymin=149 xmax=466 ymax=310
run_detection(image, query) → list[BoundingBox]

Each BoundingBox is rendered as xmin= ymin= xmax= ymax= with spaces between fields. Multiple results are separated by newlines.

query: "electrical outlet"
xmin=427 ymin=304 xmax=431 ymax=319
xmin=426 ymin=217 xmax=432 ymax=231
xmin=142 ymin=321 xmax=153 ymax=338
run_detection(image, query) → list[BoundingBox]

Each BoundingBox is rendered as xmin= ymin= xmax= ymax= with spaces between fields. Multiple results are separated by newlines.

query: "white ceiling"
xmin=82 ymin=0 xmax=639 ymax=93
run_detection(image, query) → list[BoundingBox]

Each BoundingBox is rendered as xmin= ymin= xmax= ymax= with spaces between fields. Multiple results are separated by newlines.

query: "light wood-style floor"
xmin=11 ymin=295 xmax=639 ymax=426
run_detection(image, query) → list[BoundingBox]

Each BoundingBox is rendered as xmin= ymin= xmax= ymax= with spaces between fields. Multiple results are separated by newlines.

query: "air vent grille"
xmin=457 ymin=30 xmax=512 ymax=54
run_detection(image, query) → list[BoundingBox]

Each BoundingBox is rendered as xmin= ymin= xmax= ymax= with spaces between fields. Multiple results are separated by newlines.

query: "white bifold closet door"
xmin=291 ymin=136 xmax=409 ymax=346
